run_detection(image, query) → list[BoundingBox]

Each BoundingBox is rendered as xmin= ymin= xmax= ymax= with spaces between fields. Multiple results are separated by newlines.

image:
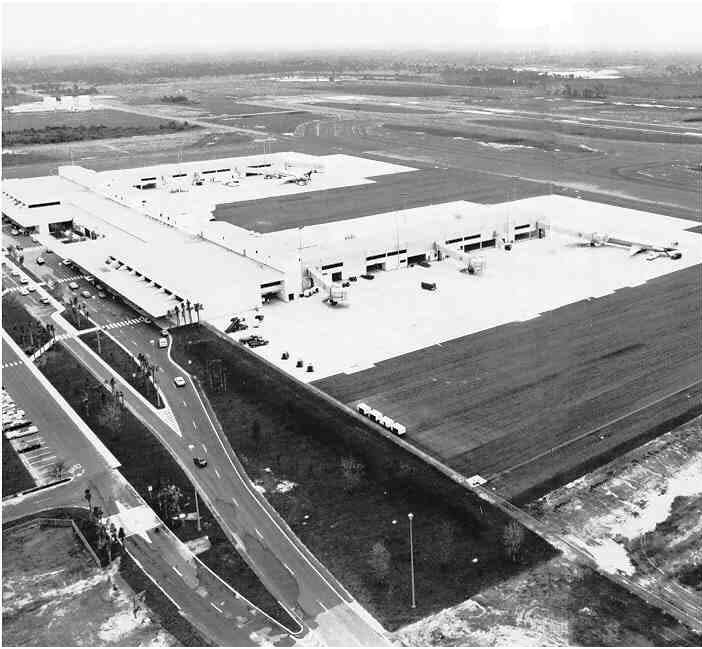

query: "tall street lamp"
xmin=408 ymin=512 xmax=416 ymax=609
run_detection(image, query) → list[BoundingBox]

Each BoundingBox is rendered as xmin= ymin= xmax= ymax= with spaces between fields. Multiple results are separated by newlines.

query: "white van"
xmin=392 ymin=423 xmax=407 ymax=436
xmin=357 ymin=402 xmax=371 ymax=416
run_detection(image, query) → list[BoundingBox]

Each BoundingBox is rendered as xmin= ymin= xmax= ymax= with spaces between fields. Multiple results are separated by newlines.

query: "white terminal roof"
xmin=51 ymin=190 xmax=283 ymax=319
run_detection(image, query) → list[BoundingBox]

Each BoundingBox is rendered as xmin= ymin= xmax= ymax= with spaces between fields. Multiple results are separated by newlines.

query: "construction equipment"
xmin=540 ymin=222 xmax=682 ymax=260
xmin=225 ymin=316 xmax=248 ymax=334
xmin=306 ymin=266 xmax=348 ymax=306
xmin=434 ymin=243 xmax=487 ymax=275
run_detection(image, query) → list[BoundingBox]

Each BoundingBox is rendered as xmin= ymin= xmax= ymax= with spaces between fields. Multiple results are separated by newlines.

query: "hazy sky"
xmin=3 ymin=0 xmax=701 ymax=56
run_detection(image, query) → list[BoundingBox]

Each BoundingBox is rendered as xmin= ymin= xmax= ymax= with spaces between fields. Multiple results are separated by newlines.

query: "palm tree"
xmin=194 ymin=303 xmax=204 ymax=322
xmin=185 ymin=300 xmax=193 ymax=324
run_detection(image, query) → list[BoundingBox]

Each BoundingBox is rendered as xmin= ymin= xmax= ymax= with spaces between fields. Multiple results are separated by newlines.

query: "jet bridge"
xmin=434 ymin=242 xmax=486 ymax=274
xmin=306 ymin=266 xmax=349 ymax=305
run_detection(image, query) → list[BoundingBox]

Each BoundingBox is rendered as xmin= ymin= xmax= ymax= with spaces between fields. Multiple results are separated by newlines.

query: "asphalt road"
xmin=12 ymin=248 xmax=388 ymax=645
xmin=2 ymin=324 xmax=294 ymax=646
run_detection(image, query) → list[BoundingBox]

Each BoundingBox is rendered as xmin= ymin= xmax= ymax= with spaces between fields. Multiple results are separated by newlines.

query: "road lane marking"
xmin=210 ymin=602 xmax=224 ymax=613
xmin=283 ymin=562 xmax=295 ymax=576
xmin=172 ymin=565 xmax=183 ymax=577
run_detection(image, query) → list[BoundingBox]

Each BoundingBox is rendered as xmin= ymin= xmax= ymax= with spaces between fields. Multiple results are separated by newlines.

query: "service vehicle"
xmin=158 ymin=337 xmax=168 ymax=348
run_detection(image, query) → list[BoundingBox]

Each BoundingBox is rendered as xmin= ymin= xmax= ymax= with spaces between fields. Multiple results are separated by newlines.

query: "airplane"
xmin=281 ymin=170 xmax=314 ymax=186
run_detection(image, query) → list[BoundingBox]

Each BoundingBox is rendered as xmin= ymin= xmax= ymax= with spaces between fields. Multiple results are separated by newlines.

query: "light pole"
xmin=194 ymin=488 xmax=201 ymax=532
xmin=408 ymin=512 xmax=416 ymax=609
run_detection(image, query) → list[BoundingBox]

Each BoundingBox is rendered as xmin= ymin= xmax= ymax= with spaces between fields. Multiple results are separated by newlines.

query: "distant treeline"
xmin=3 ymin=120 xmax=197 ymax=146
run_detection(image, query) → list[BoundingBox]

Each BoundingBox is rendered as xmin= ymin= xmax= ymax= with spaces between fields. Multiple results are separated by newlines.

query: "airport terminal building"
xmin=3 ymin=152 xmax=552 ymax=322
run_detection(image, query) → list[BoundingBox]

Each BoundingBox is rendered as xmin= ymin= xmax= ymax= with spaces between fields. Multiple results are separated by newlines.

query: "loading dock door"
xmin=463 ymin=242 xmax=482 ymax=252
xmin=407 ymin=253 xmax=427 ymax=265
xmin=366 ymin=262 xmax=385 ymax=273
xmin=332 ymin=271 xmax=342 ymax=282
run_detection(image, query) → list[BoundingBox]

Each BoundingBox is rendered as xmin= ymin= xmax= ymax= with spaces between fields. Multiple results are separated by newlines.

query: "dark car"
xmin=361 ymin=273 xmax=375 ymax=280
xmin=418 ymin=260 xmax=431 ymax=268
xmin=193 ymin=457 xmax=208 ymax=468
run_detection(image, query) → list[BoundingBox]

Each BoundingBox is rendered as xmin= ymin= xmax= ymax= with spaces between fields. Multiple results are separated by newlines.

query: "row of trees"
xmin=134 ymin=351 xmax=162 ymax=407
xmin=166 ymin=300 xmax=203 ymax=326
xmin=2 ymin=294 xmax=55 ymax=354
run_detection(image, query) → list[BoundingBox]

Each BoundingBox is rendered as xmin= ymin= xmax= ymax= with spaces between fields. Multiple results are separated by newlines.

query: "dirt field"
xmin=2 ymin=520 xmax=177 ymax=646
xmin=529 ymin=417 xmax=702 ymax=631
xmin=316 ymin=265 xmax=702 ymax=502
xmin=393 ymin=555 xmax=701 ymax=647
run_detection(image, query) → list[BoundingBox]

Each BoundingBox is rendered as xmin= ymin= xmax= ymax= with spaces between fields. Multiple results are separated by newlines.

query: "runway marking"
xmin=172 ymin=565 xmax=183 ymax=577
xmin=210 ymin=602 xmax=224 ymax=613
xmin=201 ymin=444 xmax=207 ymax=453
xmin=231 ymin=496 xmax=239 ymax=507
xmin=183 ymin=400 xmax=188 ymax=406
xmin=214 ymin=467 xmax=221 ymax=479
xmin=282 ymin=562 xmax=295 ymax=576
xmin=255 ymin=528 xmax=263 ymax=540
xmin=317 ymin=600 xmax=328 ymax=612
xmin=192 ymin=420 xmax=197 ymax=429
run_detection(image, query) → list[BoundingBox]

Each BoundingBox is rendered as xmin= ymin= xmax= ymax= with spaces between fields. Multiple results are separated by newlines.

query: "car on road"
xmin=11 ymin=269 xmax=20 ymax=277
xmin=158 ymin=337 xmax=168 ymax=348
xmin=27 ymin=285 xmax=36 ymax=292
xmin=36 ymin=257 xmax=45 ymax=265
xmin=81 ymin=290 xmax=91 ymax=298
xmin=19 ymin=277 xmax=29 ymax=285
xmin=173 ymin=376 xmax=186 ymax=388
xmin=193 ymin=457 xmax=208 ymax=468
xmin=85 ymin=276 xmax=94 ymax=283
xmin=62 ymin=259 xmax=72 ymax=266
xmin=68 ymin=282 xmax=79 ymax=290
xmin=19 ymin=287 xmax=29 ymax=296
xmin=98 ymin=291 xmax=106 ymax=299
xmin=40 ymin=296 xmax=50 ymax=304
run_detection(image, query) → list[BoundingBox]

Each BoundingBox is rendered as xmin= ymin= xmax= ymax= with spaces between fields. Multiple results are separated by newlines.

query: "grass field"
xmin=212 ymin=111 xmax=326 ymax=134
xmin=1 ymin=435 xmax=35 ymax=497
xmin=2 ymin=108 xmax=186 ymax=132
xmin=213 ymin=167 xmax=544 ymax=232
xmin=307 ymin=101 xmax=441 ymax=114
xmin=315 ymin=265 xmax=702 ymax=502
xmin=172 ymin=324 xmax=555 ymax=631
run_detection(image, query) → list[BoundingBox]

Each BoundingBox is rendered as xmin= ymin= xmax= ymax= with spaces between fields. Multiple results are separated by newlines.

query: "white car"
xmin=19 ymin=277 xmax=29 ymax=285
xmin=36 ymin=257 xmax=45 ymax=265
xmin=11 ymin=269 xmax=20 ymax=277
xmin=81 ymin=290 xmax=91 ymax=298
xmin=68 ymin=282 xmax=79 ymax=290
xmin=27 ymin=285 xmax=36 ymax=292
xmin=19 ymin=287 xmax=29 ymax=296
xmin=158 ymin=337 xmax=168 ymax=349
xmin=40 ymin=296 xmax=50 ymax=304
xmin=173 ymin=376 xmax=186 ymax=388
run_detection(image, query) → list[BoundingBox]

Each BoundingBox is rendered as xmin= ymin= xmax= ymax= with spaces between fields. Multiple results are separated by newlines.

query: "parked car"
xmin=81 ymin=290 xmax=91 ymax=298
xmin=11 ymin=269 xmax=20 ymax=277
xmin=418 ymin=260 xmax=431 ymax=268
xmin=68 ymin=282 xmax=78 ymax=290
xmin=173 ymin=376 xmax=186 ymax=387
xmin=98 ymin=292 xmax=106 ymax=299
xmin=19 ymin=287 xmax=29 ymax=296
xmin=40 ymin=296 xmax=50 ymax=304
xmin=11 ymin=229 xmax=19 ymax=236
xmin=361 ymin=273 xmax=375 ymax=280
xmin=27 ymin=285 xmax=36 ymax=292
xmin=421 ymin=281 xmax=437 ymax=291
xmin=158 ymin=337 xmax=168 ymax=349
xmin=19 ymin=277 xmax=29 ymax=285
xmin=62 ymin=259 xmax=72 ymax=266
xmin=36 ymin=257 xmax=45 ymax=265
xmin=193 ymin=457 xmax=208 ymax=468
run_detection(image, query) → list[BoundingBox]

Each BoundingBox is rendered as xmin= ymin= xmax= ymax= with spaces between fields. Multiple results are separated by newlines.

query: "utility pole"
xmin=408 ymin=512 xmax=416 ymax=609
xmin=195 ymin=488 xmax=201 ymax=532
